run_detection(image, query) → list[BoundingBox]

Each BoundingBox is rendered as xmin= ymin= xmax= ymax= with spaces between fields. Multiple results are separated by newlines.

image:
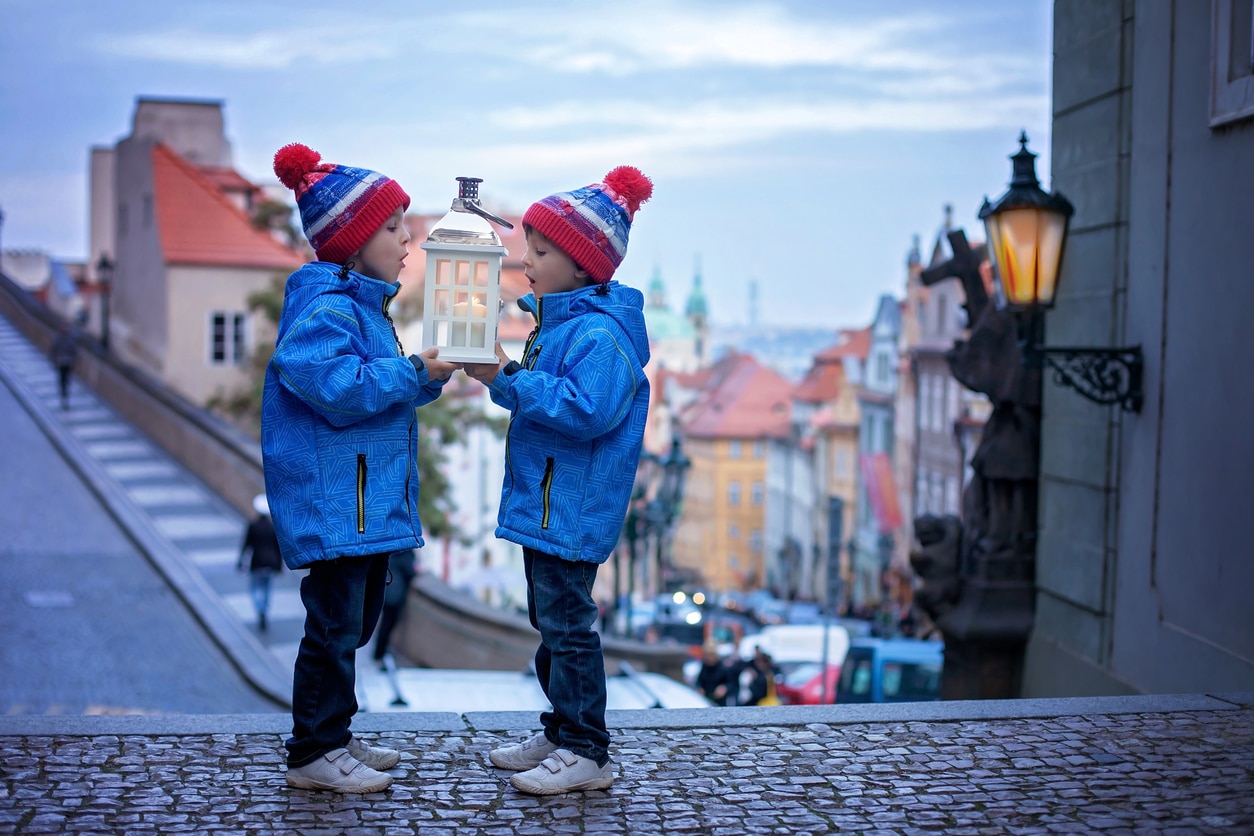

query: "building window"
xmin=945 ymin=476 xmax=960 ymax=515
xmin=728 ymin=481 xmax=741 ymax=505
xmin=1211 ymin=0 xmax=1254 ymax=126
xmin=729 ymin=523 xmax=740 ymax=539
xmin=751 ymin=481 xmax=764 ymax=505
xmin=142 ymin=193 xmax=153 ymax=228
xmin=211 ymin=312 xmax=247 ymax=365
xmin=729 ymin=440 xmax=742 ymax=459
xmin=750 ymin=530 xmax=763 ymax=553
xmin=835 ymin=449 xmax=849 ymax=479
xmin=753 ymin=441 xmax=765 ymax=458
xmin=876 ymin=352 xmax=889 ymax=384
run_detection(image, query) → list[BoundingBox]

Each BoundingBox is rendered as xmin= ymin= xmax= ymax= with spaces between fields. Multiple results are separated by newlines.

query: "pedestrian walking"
xmin=237 ymin=493 xmax=283 ymax=631
xmin=51 ymin=321 xmax=78 ymax=410
xmin=464 ymin=165 xmax=653 ymax=795
xmin=262 ymin=143 xmax=460 ymax=794
xmin=372 ymin=550 xmax=417 ymax=668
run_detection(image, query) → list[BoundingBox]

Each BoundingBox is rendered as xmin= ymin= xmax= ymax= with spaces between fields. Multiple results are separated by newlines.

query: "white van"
xmin=737 ymin=623 xmax=851 ymax=674
xmin=357 ymin=655 xmax=712 ymax=714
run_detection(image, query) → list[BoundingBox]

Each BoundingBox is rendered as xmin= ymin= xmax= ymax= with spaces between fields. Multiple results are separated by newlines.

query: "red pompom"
xmin=273 ymin=143 xmax=322 ymax=190
xmin=603 ymin=166 xmax=653 ymax=215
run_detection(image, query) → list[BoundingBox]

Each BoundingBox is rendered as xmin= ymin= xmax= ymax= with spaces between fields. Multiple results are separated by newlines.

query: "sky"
xmin=0 ymin=0 xmax=1054 ymax=330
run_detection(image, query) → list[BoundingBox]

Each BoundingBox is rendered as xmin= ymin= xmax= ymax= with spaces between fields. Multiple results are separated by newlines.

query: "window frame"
xmin=1211 ymin=0 xmax=1254 ymax=127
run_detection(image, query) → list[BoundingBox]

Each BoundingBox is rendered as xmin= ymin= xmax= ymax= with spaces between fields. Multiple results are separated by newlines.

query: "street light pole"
xmin=95 ymin=253 xmax=114 ymax=351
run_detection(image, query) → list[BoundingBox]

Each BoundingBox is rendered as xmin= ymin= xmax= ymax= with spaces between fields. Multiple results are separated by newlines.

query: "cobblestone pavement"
xmin=2 ymin=695 xmax=1252 ymax=834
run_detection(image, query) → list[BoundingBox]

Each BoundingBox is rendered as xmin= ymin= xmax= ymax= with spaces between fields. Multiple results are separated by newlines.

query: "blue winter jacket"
xmin=486 ymin=282 xmax=651 ymax=563
xmin=261 ymin=262 xmax=446 ymax=569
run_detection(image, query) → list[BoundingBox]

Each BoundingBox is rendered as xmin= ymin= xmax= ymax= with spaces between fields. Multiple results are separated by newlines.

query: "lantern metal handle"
xmin=454 ymin=176 xmax=514 ymax=230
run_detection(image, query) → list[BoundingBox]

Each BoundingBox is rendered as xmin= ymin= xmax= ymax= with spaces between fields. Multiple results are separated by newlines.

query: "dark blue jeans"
xmin=286 ymin=552 xmax=389 ymax=767
xmin=525 ymin=547 xmax=609 ymax=767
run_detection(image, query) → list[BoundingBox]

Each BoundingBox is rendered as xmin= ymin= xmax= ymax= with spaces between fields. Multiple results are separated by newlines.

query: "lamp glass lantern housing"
xmin=421 ymin=177 xmax=513 ymax=364
xmin=979 ymin=132 xmax=1074 ymax=312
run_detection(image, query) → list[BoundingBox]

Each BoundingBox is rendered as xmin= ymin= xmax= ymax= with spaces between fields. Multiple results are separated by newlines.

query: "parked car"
xmin=775 ymin=661 xmax=842 ymax=705
xmin=835 ymin=638 xmax=943 ymax=703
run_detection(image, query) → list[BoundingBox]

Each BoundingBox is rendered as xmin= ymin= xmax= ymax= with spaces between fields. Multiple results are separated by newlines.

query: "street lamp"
xmin=980 ymin=132 xmax=1144 ymax=412
xmin=95 ymin=253 xmax=114 ymax=351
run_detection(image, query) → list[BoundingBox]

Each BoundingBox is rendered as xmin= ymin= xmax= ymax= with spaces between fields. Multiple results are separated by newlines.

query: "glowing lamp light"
xmin=978 ymin=132 xmax=1074 ymax=311
xmin=421 ymin=177 xmax=513 ymax=363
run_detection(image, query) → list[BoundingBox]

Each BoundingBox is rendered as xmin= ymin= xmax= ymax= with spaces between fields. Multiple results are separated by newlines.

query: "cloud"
xmin=99 ymin=23 xmax=402 ymax=69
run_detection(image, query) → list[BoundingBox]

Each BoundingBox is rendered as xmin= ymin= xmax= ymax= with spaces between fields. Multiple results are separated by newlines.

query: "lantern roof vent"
xmin=425 ymin=176 xmax=514 ymax=248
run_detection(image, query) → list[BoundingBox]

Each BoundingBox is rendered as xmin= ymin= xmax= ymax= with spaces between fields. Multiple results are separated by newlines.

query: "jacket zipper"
xmin=356 ymin=454 xmax=367 ymax=534
xmin=540 ymin=457 xmax=555 ymax=530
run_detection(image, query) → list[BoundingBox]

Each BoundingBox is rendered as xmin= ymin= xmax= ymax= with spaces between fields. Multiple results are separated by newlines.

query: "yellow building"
xmin=671 ymin=352 xmax=794 ymax=592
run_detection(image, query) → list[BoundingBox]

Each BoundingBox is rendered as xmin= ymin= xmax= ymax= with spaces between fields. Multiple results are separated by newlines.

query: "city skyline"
xmin=0 ymin=0 xmax=1053 ymax=329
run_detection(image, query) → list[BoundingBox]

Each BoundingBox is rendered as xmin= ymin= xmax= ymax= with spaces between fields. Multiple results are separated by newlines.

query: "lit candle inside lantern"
xmin=450 ymin=300 xmax=489 ymax=346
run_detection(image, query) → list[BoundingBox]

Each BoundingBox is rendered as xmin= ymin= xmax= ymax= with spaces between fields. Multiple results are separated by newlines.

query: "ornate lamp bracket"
xmin=1030 ymin=345 xmax=1144 ymax=412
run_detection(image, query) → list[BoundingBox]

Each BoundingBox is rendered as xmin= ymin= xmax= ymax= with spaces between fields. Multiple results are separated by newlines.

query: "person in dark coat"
xmin=695 ymin=640 xmax=733 ymax=706
xmin=372 ymin=550 xmax=417 ymax=667
xmin=238 ymin=493 xmax=283 ymax=631
xmin=51 ymin=322 xmax=78 ymax=410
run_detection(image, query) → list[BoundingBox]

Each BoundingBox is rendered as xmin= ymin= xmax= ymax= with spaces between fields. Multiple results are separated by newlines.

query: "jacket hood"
xmin=518 ymin=282 xmax=651 ymax=367
xmin=282 ymin=261 xmax=400 ymax=316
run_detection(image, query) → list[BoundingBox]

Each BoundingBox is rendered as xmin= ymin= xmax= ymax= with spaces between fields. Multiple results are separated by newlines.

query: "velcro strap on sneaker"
xmin=542 ymin=749 xmax=581 ymax=772
xmin=328 ymin=751 xmax=357 ymax=775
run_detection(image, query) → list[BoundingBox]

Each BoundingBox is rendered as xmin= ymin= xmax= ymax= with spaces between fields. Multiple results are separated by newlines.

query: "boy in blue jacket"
xmin=265 ymin=144 xmax=459 ymax=793
xmin=464 ymin=166 xmax=653 ymax=795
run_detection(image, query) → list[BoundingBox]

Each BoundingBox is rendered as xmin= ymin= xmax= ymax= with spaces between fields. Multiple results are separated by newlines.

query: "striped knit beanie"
xmin=272 ymin=143 xmax=410 ymax=264
xmin=521 ymin=166 xmax=653 ymax=283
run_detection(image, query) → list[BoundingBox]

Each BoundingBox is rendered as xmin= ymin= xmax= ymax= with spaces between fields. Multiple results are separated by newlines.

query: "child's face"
xmin=351 ymin=207 xmax=410 ymax=284
xmin=523 ymin=227 xmax=590 ymax=299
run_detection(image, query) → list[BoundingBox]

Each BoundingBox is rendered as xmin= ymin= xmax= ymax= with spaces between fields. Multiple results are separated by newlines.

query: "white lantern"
xmin=421 ymin=177 xmax=513 ymax=363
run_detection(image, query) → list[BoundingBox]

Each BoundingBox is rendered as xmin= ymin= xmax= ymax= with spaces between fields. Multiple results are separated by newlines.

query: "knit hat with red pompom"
xmin=521 ymin=166 xmax=653 ymax=283
xmin=272 ymin=143 xmax=410 ymax=264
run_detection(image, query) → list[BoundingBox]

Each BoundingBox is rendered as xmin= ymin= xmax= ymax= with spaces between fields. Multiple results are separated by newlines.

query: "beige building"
xmin=89 ymin=98 xmax=303 ymax=405
xmin=792 ymin=326 xmax=870 ymax=608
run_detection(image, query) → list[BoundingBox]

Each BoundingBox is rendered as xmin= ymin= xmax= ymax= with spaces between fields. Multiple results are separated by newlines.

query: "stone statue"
xmin=910 ymin=229 xmax=1042 ymax=699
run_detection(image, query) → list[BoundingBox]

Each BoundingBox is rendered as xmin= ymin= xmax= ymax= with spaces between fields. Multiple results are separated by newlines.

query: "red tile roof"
xmin=682 ymin=352 xmax=794 ymax=440
xmin=815 ymin=327 xmax=871 ymax=362
xmin=794 ymin=327 xmax=868 ymax=403
xmin=152 ymin=144 xmax=304 ymax=270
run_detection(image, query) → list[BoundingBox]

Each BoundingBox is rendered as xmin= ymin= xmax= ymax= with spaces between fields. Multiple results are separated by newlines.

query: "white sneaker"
xmin=510 ymin=748 xmax=614 ymax=795
xmin=347 ymin=736 xmax=401 ymax=771
xmin=286 ymin=748 xmax=393 ymax=793
xmin=489 ymin=730 xmax=558 ymax=771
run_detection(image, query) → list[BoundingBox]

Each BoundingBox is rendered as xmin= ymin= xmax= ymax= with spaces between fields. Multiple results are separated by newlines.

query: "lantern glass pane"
xmin=998 ymin=207 xmax=1042 ymax=306
xmin=470 ymin=322 xmax=487 ymax=347
xmin=450 ymin=322 xmax=468 ymax=347
xmin=455 ymin=260 xmax=470 ymax=285
xmin=435 ymin=258 xmax=451 ymax=286
xmin=454 ymin=290 xmax=469 ymax=308
xmin=474 ymin=261 xmax=489 ymax=286
xmin=433 ymin=289 xmax=450 ymax=316
xmin=1035 ymin=211 xmax=1067 ymax=307
xmin=434 ymin=320 xmax=449 ymax=345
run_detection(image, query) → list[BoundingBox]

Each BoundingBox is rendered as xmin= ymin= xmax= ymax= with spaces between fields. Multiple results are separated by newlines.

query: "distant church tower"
xmin=647 ymin=264 xmax=667 ymax=310
xmin=684 ymin=256 xmax=709 ymax=364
